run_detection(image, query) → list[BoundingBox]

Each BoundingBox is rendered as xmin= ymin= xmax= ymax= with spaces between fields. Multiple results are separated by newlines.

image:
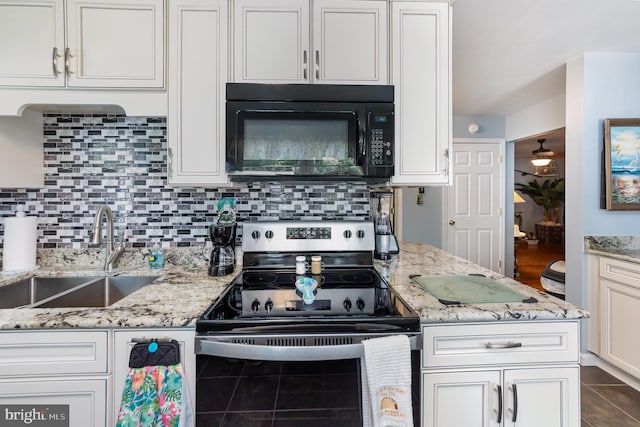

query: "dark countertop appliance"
xmin=225 ymin=83 xmax=394 ymax=183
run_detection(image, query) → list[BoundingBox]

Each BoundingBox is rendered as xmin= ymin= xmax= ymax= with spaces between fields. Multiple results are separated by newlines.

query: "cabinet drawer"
xmin=600 ymin=257 xmax=640 ymax=289
xmin=0 ymin=330 xmax=108 ymax=377
xmin=422 ymin=321 xmax=579 ymax=368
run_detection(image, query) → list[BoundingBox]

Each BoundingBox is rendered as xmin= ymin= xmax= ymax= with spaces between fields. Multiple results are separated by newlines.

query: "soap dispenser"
xmin=148 ymin=243 xmax=164 ymax=269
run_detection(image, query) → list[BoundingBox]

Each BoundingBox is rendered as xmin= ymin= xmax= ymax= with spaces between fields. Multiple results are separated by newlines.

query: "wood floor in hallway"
xmin=514 ymin=240 xmax=565 ymax=292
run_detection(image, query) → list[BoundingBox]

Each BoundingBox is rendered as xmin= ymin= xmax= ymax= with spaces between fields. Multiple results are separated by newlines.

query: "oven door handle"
xmin=197 ymin=338 xmax=365 ymax=361
xmin=196 ymin=334 xmax=421 ymax=361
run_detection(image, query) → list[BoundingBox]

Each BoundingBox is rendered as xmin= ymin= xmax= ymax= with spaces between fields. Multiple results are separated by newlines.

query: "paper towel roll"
xmin=2 ymin=215 xmax=38 ymax=273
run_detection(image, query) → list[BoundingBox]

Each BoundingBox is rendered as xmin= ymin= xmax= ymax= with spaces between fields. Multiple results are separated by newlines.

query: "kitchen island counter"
xmin=379 ymin=241 xmax=588 ymax=323
xmin=0 ymin=241 xmax=587 ymax=330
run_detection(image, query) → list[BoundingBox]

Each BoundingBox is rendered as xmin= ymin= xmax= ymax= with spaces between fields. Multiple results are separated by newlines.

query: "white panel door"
xmin=233 ymin=0 xmax=309 ymax=83
xmin=313 ymin=0 xmax=387 ymax=84
xmin=0 ymin=0 xmax=65 ymax=86
xmin=423 ymin=370 xmax=501 ymax=427
xmin=445 ymin=140 xmax=503 ymax=274
xmin=503 ymin=367 xmax=579 ymax=427
xmin=391 ymin=2 xmax=451 ymax=185
xmin=66 ymin=0 xmax=164 ymax=88
xmin=168 ymin=0 xmax=228 ymax=186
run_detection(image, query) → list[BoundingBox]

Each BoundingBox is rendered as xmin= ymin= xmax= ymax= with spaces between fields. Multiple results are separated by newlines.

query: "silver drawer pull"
xmin=485 ymin=341 xmax=522 ymax=349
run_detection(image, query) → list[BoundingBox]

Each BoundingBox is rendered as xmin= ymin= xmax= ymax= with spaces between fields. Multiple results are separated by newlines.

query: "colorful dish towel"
xmin=116 ymin=340 xmax=193 ymax=427
xmin=116 ymin=363 xmax=193 ymax=427
xmin=361 ymin=335 xmax=413 ymax=427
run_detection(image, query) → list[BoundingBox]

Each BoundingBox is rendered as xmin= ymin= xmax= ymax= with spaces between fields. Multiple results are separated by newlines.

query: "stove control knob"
xmin=251 ymin=230 xmax=261 ymax=240
xmin=343 ymin=298 xmax=352 ymax=312
xmin=343 ymin=230 xmax=352 ymax=239
xmin=264 ymin=299 xmax=273 ymax=314
xmin=265 ymin=230 xmax=274 ymax=239
xmin=356 ymin=229 xmax=365 ymax=239
xmin=356 ymin=298 xmax=365 ymax=311
xmin=251 ymin=299 xmax=260 ymax=313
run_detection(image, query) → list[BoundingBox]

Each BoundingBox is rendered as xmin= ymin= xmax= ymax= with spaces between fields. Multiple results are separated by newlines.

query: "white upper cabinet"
xmin=390 ymin=1 xmax=451 ymax=185
xmin=167 ymin=0 xmax=229 ymax=187
xmin=233 ymin=0 xmax=387 ymax=84
xmin=0 ymin=0 xmax=165 ymax=89
xmin=66 ymin=0 xmax=164 ymax=88
xmin=0 ymin=0 xmax=65 ymax=87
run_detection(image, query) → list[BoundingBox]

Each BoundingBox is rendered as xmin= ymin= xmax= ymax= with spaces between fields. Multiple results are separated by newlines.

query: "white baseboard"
xmin=581 ymin=353 xmax=640 ymax=392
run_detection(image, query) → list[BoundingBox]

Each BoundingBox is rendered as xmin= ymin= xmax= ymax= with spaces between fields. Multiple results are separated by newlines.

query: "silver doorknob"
xmin=448 ymin=220 xmax=456 ymax=225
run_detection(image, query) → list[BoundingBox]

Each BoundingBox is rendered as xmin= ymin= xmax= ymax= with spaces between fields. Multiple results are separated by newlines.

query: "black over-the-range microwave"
xmin=225 ymin=83 xmax=394 ymax=182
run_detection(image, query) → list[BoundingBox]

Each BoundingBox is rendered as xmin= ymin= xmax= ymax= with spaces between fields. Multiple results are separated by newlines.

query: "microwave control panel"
xmin=368 ymin=112 xmax=394 ymax=167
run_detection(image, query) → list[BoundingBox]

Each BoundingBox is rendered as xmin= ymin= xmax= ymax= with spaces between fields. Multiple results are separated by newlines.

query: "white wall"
xmin=505 ymin=94 xmax=566 ymax=142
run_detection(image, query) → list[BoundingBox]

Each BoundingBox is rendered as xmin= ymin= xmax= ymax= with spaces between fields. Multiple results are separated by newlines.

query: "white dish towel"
xmin=361 ymin=335 xmax=414 ymax=427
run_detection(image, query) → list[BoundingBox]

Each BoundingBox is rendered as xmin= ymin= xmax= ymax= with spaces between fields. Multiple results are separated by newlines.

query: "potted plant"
xmin=515 ymin=178 xmax=565 ymax=223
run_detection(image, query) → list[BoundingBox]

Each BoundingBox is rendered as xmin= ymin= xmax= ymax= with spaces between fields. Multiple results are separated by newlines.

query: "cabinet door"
xmin=0 ymin=378 xmax=107 ymax=427
xmin=168 ymin=0 xmax=229 ymax=186
xmin=233 ymin=0 xmax=309 ymax=83
xmin=600 ymin=277 xmax=640 ymax=378
xmin=312 ymin=0 xmax=387 ymax=84
xmin=422 ymin=370 xmax=501 ymax=427
xmin=0 ymin=0 xmax=65 ymax=87
xmin=65 ymin=0 xmax=164 ymax=88
xmin=391 ymin=2 xmax=451 ymax=185
xmin=503 ymin=367 xmax=579 ymax=427
xmin=113 ymin=329 xmax=196 ymax=423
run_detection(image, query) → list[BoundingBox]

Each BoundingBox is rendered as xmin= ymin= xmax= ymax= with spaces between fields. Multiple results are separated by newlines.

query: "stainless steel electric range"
xmin=196 ymin=220 xmax=421 ymax=361
xmin=195 ymin=220 xmax=421 ymax=426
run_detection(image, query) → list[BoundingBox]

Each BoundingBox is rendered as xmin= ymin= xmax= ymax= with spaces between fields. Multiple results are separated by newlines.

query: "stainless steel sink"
xmin=0 ymin=276 xmax=100 ymax=309
xmin=33 ymin=276 xmax=160 ymax=308
xmin=0 ymin=275 xmax=159 ymax=309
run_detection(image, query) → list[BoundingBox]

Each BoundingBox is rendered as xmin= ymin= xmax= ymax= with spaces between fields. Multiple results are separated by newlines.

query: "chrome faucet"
xmin=91 ymin=205 xmax=125 ymax=271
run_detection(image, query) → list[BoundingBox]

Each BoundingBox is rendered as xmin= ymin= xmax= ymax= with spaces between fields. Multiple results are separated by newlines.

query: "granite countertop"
xmin=584 ymin=236 xmax=640 ymax=264
xmin=0 ymin=242 xmax=588 ymax=330
xmin=378 ymin=242 xmax=587 ymax=323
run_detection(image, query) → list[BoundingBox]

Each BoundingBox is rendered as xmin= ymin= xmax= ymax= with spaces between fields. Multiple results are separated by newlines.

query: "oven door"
xmin=195 ymin=332 xmax=421 ymax=427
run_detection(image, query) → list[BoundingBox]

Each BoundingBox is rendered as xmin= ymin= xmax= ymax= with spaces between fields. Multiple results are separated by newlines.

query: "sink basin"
xmin=0 ymin=276 xmax=100 ymax=309
xmin=33 ymin=276 xmax=160 ymax=308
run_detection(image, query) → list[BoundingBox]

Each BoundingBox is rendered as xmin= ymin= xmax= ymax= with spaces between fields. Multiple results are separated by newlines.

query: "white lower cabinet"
xmin=594 ymin=256 xmax=640 ymax=378
xmin=0 ymin=330 xmax=109 ymax=427
xmin=421 ymin=321 xmax=581 ymax=427
xmin=0 ymin=328 xmax=196 ymax=427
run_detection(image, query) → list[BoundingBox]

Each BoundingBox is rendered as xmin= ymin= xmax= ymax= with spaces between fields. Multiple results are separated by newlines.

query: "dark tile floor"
xmin=196 ymin=357 xmax=640 ymax=427
xmin=196 ymin=356 xmax=363 ymax=427
xmin=582 ymin=366 xmax=640 ymax=427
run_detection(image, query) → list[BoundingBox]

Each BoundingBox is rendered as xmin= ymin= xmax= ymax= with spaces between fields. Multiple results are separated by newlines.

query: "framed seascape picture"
xmin=603 ymin=118 xmax=640 ymax=210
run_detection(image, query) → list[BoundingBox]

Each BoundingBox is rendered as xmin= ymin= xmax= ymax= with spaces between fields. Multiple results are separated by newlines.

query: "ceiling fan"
xmin=531 ymin=139 xmax=554 ymax=166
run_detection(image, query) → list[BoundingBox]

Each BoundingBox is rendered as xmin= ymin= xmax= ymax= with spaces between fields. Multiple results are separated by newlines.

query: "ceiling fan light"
xmin=531 ymin=158 xmax=552 ymax=166
xmin=532 ymin=139 xmax=555 ymax=157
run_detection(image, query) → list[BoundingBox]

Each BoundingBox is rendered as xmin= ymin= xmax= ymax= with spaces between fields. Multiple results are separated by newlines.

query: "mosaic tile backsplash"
xmin=0 ymin=115 xmax=372 ymax=249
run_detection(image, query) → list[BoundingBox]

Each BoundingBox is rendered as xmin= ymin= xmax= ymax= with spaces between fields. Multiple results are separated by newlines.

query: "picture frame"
xmin=603 ymin=118 xmax=640 ymax=210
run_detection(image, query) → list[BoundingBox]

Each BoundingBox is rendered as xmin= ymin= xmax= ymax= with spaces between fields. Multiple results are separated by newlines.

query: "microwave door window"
xmin=240 ymin=113 xmax=361 ymax=175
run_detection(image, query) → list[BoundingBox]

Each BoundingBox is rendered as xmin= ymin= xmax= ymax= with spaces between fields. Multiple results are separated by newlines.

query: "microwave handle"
xmin=359 ymin=123 xmax=367 ymax=158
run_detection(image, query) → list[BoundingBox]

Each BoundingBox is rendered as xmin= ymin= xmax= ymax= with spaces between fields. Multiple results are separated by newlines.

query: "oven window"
xmin=237 ymin=111 xmax=361 ymax=175
xmin=195 ymin=353 xmax=421 ymax=426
